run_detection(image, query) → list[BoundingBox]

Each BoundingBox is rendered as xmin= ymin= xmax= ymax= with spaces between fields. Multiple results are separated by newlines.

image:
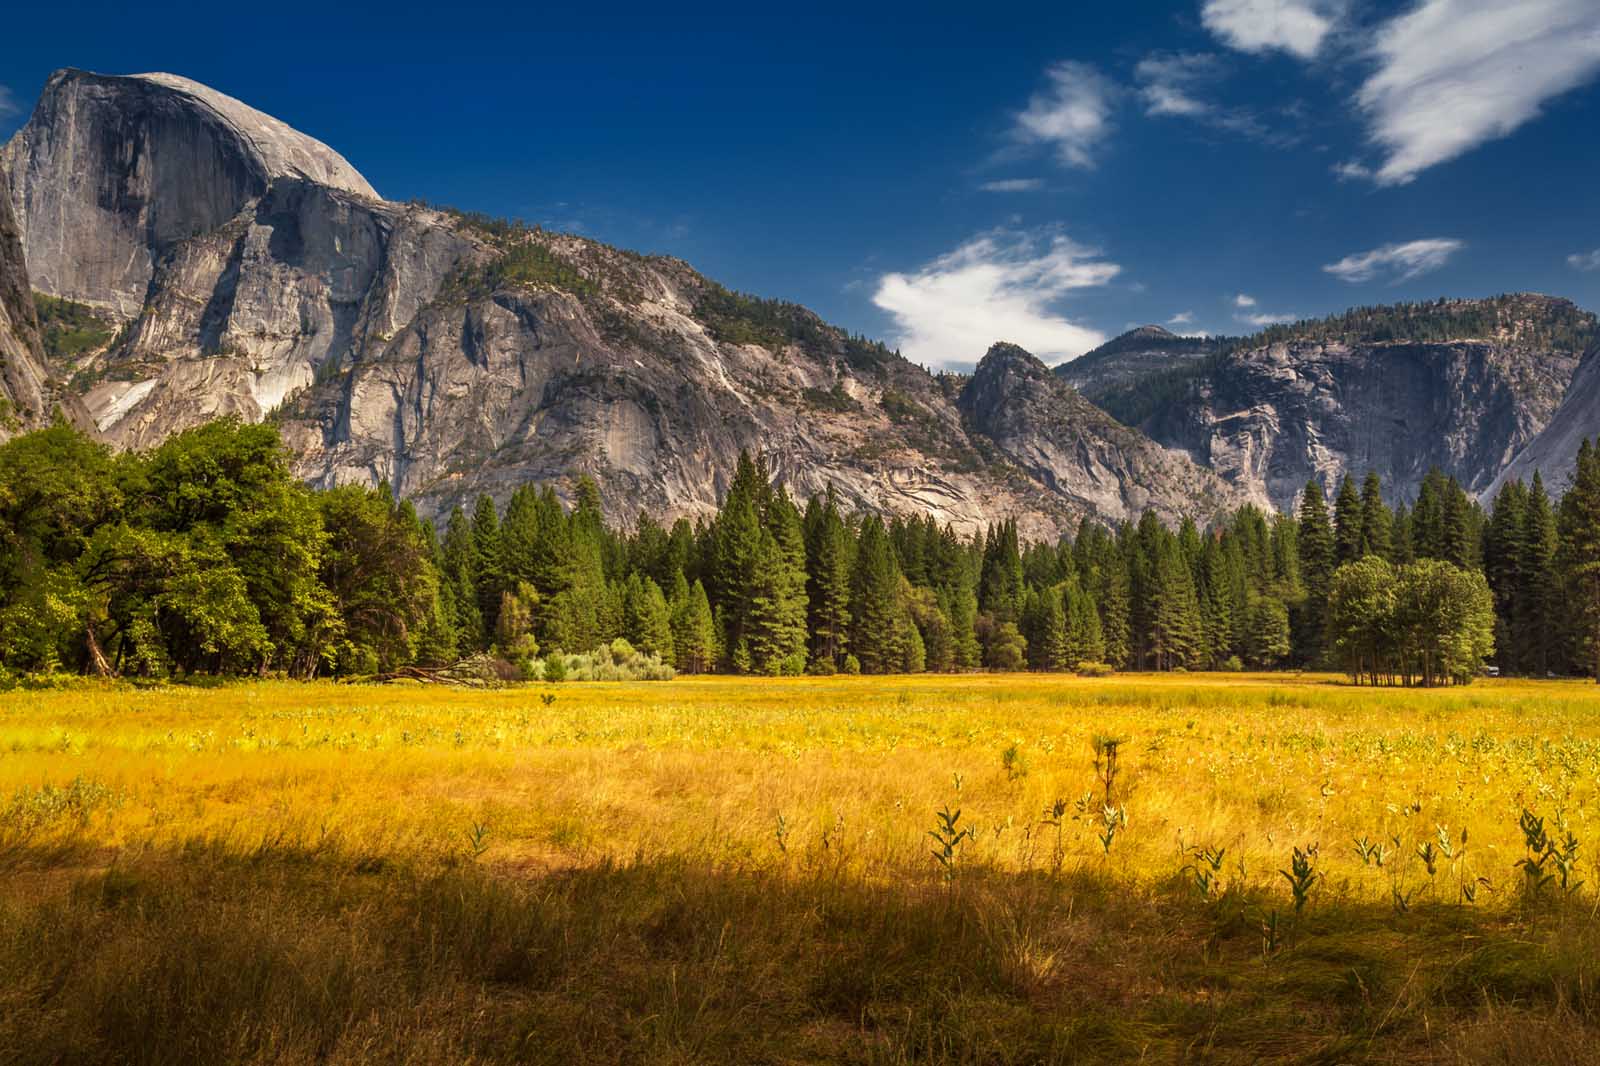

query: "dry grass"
xmin=2 ymin=673 xmax=1599 ymax=1062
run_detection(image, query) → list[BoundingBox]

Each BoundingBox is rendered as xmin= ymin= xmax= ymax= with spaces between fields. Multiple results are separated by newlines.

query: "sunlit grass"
xmin=3 ymin=672 xmax=1599 ymax=1062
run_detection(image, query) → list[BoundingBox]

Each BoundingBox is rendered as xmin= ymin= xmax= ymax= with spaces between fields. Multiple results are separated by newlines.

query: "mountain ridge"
xmin=0 ymin=68 xmax=1241 ymax=538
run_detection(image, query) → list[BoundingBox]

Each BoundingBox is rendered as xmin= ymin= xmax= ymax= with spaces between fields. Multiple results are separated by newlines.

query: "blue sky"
xmin=4 ymin=0 xmax=1600 ymax=370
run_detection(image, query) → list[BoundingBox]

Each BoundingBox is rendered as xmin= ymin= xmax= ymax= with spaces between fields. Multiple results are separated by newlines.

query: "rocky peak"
xmin=2 ymin=68 xmax=378 ymax=316
xmin=127 ymin=73 xmax=377 ymax=199
xmin=959 ymin=342 xmax=1249 ymax=525
xmin=973 ymin=341 xmax=1049 ymax=379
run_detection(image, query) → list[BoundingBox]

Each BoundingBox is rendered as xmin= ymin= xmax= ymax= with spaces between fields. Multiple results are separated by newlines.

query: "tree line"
xmin=8 ymin=417 xmax=1600 ymax=685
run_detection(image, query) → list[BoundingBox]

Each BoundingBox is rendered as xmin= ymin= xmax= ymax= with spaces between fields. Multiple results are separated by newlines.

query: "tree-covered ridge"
xmin=1075 ymin=325 xmax=1224 ymax=364
xmin=421 ymin=200 xmax=901 ymax=371
xmin=1092 ymin=357 xmax=1219 ymax=430
xmin=692 ymin=283 xmax=899 ymax=370
xmin=1229 ymin=294 xmax=1599 ymax=354
xmin=21 ymin=415 xmax=1600 ymax=687
xmin=32 ymin=292 xmax=113 ymax=365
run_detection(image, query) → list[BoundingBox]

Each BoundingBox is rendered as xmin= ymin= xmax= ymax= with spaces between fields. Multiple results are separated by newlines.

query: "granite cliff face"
xmin=3 ymin=69 xmax=375 ymax=317
xmin=0 ymin=165 xmax=49 ymax=437
xmin=2 ymin=69 xmax=1238 ymax=537
xmin=1106 ymin=296 xmax=1590 ymax=509
xmin=1488 ymin=339 xmax=1600 ymax=497
xmin=4 ymin=70 xmax=476 ymax=448
xmin=960 ymin=343 xmax=1246 ymax=523
xmin=272 ymin=231 xmax=1241 ymax=536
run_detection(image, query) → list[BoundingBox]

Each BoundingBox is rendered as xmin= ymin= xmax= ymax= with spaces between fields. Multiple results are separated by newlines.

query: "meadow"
xmin=3 ymin=673 xmax=1599 ymax=1064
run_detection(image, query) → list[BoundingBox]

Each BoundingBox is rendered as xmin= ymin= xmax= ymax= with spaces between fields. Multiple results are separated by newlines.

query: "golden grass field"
xmin=3 ymin=673 xmax=1600 ymax=1064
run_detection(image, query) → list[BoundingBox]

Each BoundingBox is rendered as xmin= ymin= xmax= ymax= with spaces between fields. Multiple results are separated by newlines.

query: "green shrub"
xmin=1076 ymin=661 xmax=1114 ymax=678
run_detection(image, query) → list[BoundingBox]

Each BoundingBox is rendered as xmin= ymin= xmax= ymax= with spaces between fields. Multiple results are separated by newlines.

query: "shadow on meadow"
xmin=1 ymin=838 xmax=1596 ymax=1065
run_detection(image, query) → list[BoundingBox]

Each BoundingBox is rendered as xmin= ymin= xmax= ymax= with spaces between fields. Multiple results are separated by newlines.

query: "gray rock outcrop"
xmin=1488 ymin=340 xmax=1600 ymax=496
xmin=0 ymin=163 xmax=51 ymax=438
xmin=2 ymin=69 xmax=376 ymax=318
xmin=1115 ymin=301 xmax=1584 ymax=508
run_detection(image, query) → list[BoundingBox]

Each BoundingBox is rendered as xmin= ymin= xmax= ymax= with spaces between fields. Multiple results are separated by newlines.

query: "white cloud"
xmin=1134 ymin=52 xmax=1287 ymax=143
xmin=1570 ymin=249 xmax=1600 ymax=272
xmin=1234 ymin=293 xmax=1258 ymax=307
xmin=1236 ymin=310 xmax=1302 ymax=327
xmin=0 ymin=86 xmax=19 ymax=121
xmin=1201 ymin=0 xmax=1339 ymax=59
xmin=1356 ymin=0 xmax=1600 ymax=186
xmin=1012 ymin=62 xmax=1117 ymax=169
xmin=979 ymin=178 xmax=1045 ymax=193
xmin=1322 ymin=238 xmax=1465 ymax=283
xmin=1331 ymin=160 xmax=1372 ymax=181
xmin=1169 ymin=311 xmax=1197 ymax=326
xmin=873 ymin=228 xmax=1118 ymax=368
xmin=1136 ymin=53 xmax=1219 ymax=116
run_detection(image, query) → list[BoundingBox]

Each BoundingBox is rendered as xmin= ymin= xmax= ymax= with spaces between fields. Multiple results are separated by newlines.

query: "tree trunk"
xmin=84 ymin=623 xmax=113 ymax=678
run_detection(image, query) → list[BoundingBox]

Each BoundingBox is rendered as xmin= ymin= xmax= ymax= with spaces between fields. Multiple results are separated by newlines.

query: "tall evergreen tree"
xmin=746 ymin=489 xmax=809 ymax=674
xmin=1359 ymin=471 xmax=1393 ymax=560
xmin=803 ymin=489 xmax=853 ymax=669
xmin=1521 ymin=473 xmax=1561 ymax=676
xmin=1296 ymin=480 xmax=1335 ymax=664
xmin=1558 ymin=440 xmax=1600 ymax=680
xmin=1334 ymin=474 xmax=1364 ymax=565
xmin=849 ymin=516 xmax=905 ymax=674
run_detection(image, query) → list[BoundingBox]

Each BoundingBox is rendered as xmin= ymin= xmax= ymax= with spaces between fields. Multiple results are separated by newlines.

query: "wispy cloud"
xmin=1234 ymin=293 xmax=1258 ymax=308
xmin=1134 ymin=52 xmax=1287 ymax=144
xmin=1331 ymin=160 xmax=1372 ymax=182
xmin=1322 ymin=238 xmax=1465 ymax=283
xmin=1201 ymin=0 xmax=1340 ymax=59
xmin=1011 ymin=62 xmax=1117 ymax=169
xmin=1136 ymin=53 xmax=1220 ymax=117
xmin=1570 ymin=249 xmax=1600 ymax=272
xmin=873 ymin=227 xmax=1117 ymax=368
xmin=1354 ymin=0 xmax=1600 ymax=186
xmin=0 ymin=86 xmax=20 ymax=122
xmin=1236 ymin=310 xmax=1301 ymax=327
xmin=979 ymin=178 xmax=1045 ymax=193
xmin=1169 ymin=311 xmax=1197 ymax=326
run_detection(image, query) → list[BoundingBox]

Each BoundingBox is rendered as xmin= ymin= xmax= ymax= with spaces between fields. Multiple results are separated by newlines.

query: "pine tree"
xmin=978 ymin=519 xmax=1025 ymax=622
xmin=623 ymin=573 xmax=674 ymax=660
xmin=1026 ymin=587 xmax=1070 ymax=671
xmin=1334 ymin=474 xmax=1364 ymax=565
xmin=943 ymin=582 xmax=982 ymax=669
xmin=1559 ymin=440 xmax=1600 ymax=680
xmin=1521 ymin=473 xmax=1561 ymax=676
xmin=440 ymin=505 xmax=485 ymax=652
xmin=711 ymin=468 xmax=763 ymax=665
xmin=1359 ymin=471 xmax=1393 ymax=559
xmin=671 ymin=578 xmax=717 ymax=674
xmin=804 ymin=489 xmax=852 ymax=668
xmin=906 ymin=584 xmax=956 ymax=672
xmin=1149 ymin=534 xmax=1203 ymax=670
xmin=746 ymin=490 xmax=809 ymax=674
xmin=469 ymin=494 xmax=505 ymax=640
xmin=1098 ymin=547 xmax=1132 ymax=668
xmin=1063 ymin=575 xmax=1105 ymax=667
xmin=1412 ymin=469 xmax=1447 ymax=560
xmin=1484 ymin=480 xmax=1528 ymax=673
xmin=1441 ymin=478 xmax=1479 ymax=569
xmin=850 ymin=516 xmax=905 ymax=673
xmin=1296 ymin=480 xmax=1335 ymax=664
